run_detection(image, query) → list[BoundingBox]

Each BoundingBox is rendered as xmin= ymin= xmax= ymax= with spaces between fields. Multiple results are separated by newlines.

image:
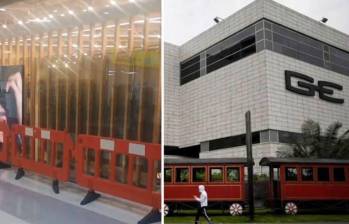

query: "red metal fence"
xmin=75 ymin=135 xmax=161 ymax=208
xmin=0 ymin=122 xmax=161 ymax=209
xmin=0 ymin=121 xmax=10 ymax=163
xmin=11 ymin=125 xmax=73 ymax=183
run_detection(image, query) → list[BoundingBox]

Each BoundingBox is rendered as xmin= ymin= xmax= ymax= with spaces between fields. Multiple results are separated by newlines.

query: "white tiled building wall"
xmin=164 ymin=43 xmax=180 ymax=146
xmin=164 ymin=0 xmax=349 ymax=165
xmin=266 ymin=51 xmax=349 ymax=133
xmin=179 ymin=52 xmax=269 ymax=147
xmin=197 ymin=49 xmax=349 ymax=169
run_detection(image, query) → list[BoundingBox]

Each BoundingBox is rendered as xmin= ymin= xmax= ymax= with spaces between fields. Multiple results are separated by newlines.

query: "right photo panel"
xmin=163 ymin=0 xmax=349 ymax=223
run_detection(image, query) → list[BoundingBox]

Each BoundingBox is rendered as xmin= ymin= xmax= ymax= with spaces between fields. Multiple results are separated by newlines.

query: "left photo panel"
xmin=0 ymin=0 xmax=161 ymax=223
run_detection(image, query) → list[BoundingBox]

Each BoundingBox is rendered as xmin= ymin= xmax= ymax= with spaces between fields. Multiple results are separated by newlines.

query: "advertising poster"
xmin=0 ymin=65 xmax=23 ymax=142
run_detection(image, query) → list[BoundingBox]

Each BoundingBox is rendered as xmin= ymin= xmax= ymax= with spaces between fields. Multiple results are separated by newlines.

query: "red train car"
xmin=260 ymin=157 xmax=349 ymax=214
xmin=164 ymin=158 xmax=248 ymax=216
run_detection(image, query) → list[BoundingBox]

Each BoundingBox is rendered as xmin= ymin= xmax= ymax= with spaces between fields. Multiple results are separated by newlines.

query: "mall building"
xmin=164 ymin=0 xmax=349 ymax=171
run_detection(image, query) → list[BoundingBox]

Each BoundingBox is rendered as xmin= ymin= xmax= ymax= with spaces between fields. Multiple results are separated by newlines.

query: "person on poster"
xmin=193 ymin=185 xmax=213 ymax=224
xmin=0 ymin=69 xmax=23 ymax=142
xmin=1 ymin=71 xmax=22 ymax=123
xmin=0 ymin=66 xmax=24 ymax=176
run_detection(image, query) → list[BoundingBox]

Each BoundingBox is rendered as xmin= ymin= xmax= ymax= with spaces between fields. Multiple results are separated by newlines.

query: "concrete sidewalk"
xmin=0 ymin=168 xmax=160 ymax=224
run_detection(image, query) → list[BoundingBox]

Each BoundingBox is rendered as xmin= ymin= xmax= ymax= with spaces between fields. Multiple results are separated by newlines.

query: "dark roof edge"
xmin=260 ymin=157 xmax=349 ymax=166
xmin=165 ymin=157 xmax=250 ymax=165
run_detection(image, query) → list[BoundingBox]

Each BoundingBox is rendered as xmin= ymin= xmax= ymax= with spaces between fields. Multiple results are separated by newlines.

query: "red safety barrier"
xmin=11 ymin=124 xmax=74 ymax=192
xmin=0 ymin=121 xmax=10 ymax=164
xmin=76 ymin=135 xmax=161 ymax=209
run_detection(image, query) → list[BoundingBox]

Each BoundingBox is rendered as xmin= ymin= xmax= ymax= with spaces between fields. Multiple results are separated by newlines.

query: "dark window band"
xmin=179 ymin=18 xmax=349 ymax=86
xmin=204 ymin=129 xmax=304 ymax=152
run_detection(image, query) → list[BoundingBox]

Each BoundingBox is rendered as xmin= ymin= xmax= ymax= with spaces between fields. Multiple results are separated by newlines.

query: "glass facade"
xmin=179 ymin=55 xmax=200 ymax=85
xmin=180 ymin=24 xmax=258 ymax=85
xmin=255 ymin=19 xmax=349 ymax=76
xmin=206 ymin=28 xmax=256 ymax=74
xmin=180 ymin=18 xmax=349 ymax=85
xmin=0 ymin=0 xmax=161 ymax=143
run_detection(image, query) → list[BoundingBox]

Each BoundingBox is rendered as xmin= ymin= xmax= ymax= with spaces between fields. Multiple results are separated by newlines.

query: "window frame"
xmin=164 ymin=167 xmax=173 ymax=184
xmin=180 ymin=54 xmax=201 ymax=85
xmin=208 ymin=166 xmax=224 ymax=183
xmin=225 ymin=166 xmax=241 ymax=183
xmin=284 ymin=166 xmax=298 ymax=182
xmin=333 ymin=166 xmax=346 ymax=183
xmin=317 ymin=166 xmax=330 ymax=182
xmin=191 ymin=166 xmax=207 ymax=183
xmin=300 ymin=167 xmax=314 ymax=182
xmin=174 ymin=166 xmax=190 ymax=184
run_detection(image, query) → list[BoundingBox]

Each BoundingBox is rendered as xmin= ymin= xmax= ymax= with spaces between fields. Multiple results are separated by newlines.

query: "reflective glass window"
xmin=176 ymin=167 xmax=189 ymax=183
xmin=318 ymin=167 xmax=330 ymax=181
xmin=285 ymin=167 xmax=297 ymax=181
xmin=192 ymin=167 xmax=206 ymax=182
xmin=227 ymin=167 xmax=240 ymax=182
xmin=301 ymin=167 xmax=313 ymax=181
xmin=165 ymin=168 xmax=172 ymax=183
xmin=334 ymin=167 xmax=345 ymax=182
xmin=209 ymin=167 xmax=223 ymax=182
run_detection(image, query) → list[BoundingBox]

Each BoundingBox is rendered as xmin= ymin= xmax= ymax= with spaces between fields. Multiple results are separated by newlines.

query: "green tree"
xmin=277 ymin=120 xmax=349 ymax=159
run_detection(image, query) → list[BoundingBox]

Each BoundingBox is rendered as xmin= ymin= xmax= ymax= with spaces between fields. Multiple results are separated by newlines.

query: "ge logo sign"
xmin=285 ymin=70 xmax=344 ymax=104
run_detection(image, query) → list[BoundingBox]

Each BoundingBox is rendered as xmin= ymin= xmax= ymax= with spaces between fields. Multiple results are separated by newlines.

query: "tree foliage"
xmin=277 ymin=120 xmax=349 ymax=159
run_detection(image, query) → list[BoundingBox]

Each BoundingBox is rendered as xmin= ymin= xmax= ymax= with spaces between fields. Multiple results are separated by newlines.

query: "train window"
xmin=176 ymin=168 xmax=189 ymax=183
xmin=301 ymin=168 xmax=313 ymax=181
xmin=192 ymin=167 xmax=206 ymax=182
xmin=165 ymin=168 xmax=172 ymax=183
xmin=318 ymin=167 xmax=330 ymax=181
xmin=227 ymin=167 xmax=240 ymax=182
xmin=285 ymin=167 xmax=297 ymax=181
xmin=209 ymin=167 xmax=223 ymax=182
xmin=333 ymin=167 xmax=346 ymax=182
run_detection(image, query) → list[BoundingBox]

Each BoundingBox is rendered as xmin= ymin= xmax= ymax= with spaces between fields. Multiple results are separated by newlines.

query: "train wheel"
xmin=163 ymin=204 xmax=170 ymax=216
xmin=284 ymin=202 xmax=298 ymax=215
xmin=229 ymin=203 xmax=243 ymax=216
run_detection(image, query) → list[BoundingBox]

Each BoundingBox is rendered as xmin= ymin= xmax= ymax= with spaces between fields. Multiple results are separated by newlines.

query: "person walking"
xmin=193 ymin=185 xmax=213 ymax=224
